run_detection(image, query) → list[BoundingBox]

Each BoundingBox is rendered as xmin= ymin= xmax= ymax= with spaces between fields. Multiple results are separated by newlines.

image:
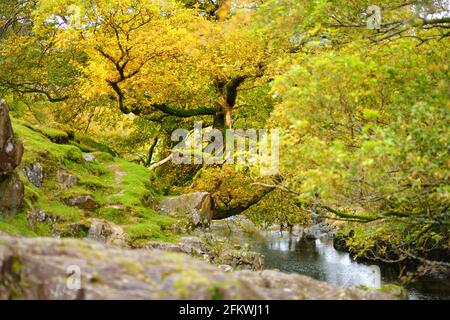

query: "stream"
xmin=211 ymin=221 xmax=450 ymax=300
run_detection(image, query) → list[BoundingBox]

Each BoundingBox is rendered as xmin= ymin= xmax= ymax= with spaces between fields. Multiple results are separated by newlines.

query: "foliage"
xmin=0 ymin=0 xmax=448 ymax=277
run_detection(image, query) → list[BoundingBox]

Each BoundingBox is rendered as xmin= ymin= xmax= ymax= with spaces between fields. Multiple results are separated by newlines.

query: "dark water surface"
xmin=211 ymin=222 xmax=449 ymax=300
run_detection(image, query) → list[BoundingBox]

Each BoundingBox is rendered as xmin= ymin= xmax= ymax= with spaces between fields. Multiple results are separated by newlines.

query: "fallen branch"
xmin=149 ymin=154 xmax=173 ymax=171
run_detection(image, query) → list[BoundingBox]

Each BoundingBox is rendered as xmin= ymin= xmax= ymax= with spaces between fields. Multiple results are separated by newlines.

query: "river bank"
xmin=209 ymin=219 xmax=450 ymax=300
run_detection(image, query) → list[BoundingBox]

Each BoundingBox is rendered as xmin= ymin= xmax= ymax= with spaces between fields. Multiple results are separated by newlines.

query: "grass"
xmin=0 ymin=118 xmax=180 ymax=245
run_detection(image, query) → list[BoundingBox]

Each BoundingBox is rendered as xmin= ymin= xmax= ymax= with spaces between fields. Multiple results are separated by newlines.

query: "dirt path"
xmin=106 ymin=164 xmax=127 ymax=208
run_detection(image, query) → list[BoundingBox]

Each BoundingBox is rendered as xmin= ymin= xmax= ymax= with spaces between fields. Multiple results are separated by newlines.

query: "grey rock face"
xmin=0 ymin=172 xmax=24 ymax=216
xmin=0 ymin=100 xmax=24 ymax=175
xmin=302 ymin=222 xmax=336 ymax=240
xmin=23 ymin=162 xmax=44 ymax=188
xmin=146 ymin=236 xmax=264 ymax=271
xmin=67 ymin=195 xmax=98 ymax=211
xmin=56 ymin=170 xmax=77 ymax=189
xmin=159 ymin=192 xmax=212 ymax=228
xmin=87 ymin=218 xmax=126 ymax=246
xmin=216 ymin=249 xmax=265 ymax=271
xmin=146 ymin=236 xmax=209 ymax=256
xmin=0 ymin=100 xmax=24 ymax=216
xmin=0 ymin=235 xmax=395 ymax=300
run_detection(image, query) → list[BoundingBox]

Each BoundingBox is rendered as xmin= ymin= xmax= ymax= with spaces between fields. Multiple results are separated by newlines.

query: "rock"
xmin=0 ymin=100 xmax=24 ymax=175
xmin=0 ymin=172 xmax=24 ymax=216
xmin=218 ymin=265 xmax=234 ymax=272
xmin=0 ymin=100 xmax=25 ymax=216
xmin=303 ymin=222 xmax=336 ymax=240
xmin=27 ymin=209 xmax=60 ymax=237
xmin=145 ymin=236 xmax=209 ymax=256
xmin=291 ymin=225 xmax=304 ymax=240
xmin=232 ymin=269 xmax=394 ymax=300
xmin=159 ymin=192 xmax=212 ymax=228
xmin=216 ymin=249 xmax=265 ymax=271
xmin=56 ymin=170 xmax=77 ymax=189
xmin=28 ymin=209 xmax=48 ymax=223
xmin=27 ymin=209 xmax=58 ymax=225
xmin=0 ymin=235 xmax=396 ymax=300
xmin=87 ymin=218 xmax=126 ymax=246
xmin=146 ymin=236 xmax=264 ymax=271
xmin=67 ymin=195 xmax=98 ymax=211
xmin=23 ymin=162 xmax=44 ymax=188
xmin=63 ymin=222 xmax=90 ymax=238
xmin=333 ymin=233 xmax=349 ymax=252
xmin=82 ymin=153 xmax=96 ymax=162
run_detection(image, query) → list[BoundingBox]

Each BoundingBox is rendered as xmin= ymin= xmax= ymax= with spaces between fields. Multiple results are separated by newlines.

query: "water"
xmin=211 ymin=222 xmax=450 ymax=300
xmin=256 ymin=232 xmax=382 ymax=288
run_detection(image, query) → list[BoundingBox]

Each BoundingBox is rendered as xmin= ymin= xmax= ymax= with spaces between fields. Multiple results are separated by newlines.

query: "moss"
xmin=0 ymin=214 xmax=36 ymax=236
xmin=118 ymin=258 xmax=145 ymax=275
xmin=12 ymin=118 xmax=83 ymax=165
xmin=173 ymin=270 xmax=213 ymax=299
xmin=75 ymin=134 xmax=117 ymax=157
xmin=211 ymin=286 xmax=225 ymax=300
xmin=6 ymin=117 xmax=176 ymax=247
xmin=97 ymin=208 xmax=130 ymax=225
xmin=92 ymin=151 xmax=115 ymax=162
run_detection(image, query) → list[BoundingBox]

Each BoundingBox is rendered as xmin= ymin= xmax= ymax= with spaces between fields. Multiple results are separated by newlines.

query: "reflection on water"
xmin=210 ymin=222 xmax=449 ymax=300
xmin=258 ymin=231 xmax=381 ymax=288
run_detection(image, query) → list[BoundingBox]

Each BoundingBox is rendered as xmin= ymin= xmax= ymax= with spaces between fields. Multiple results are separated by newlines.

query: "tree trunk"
xmin=218 ymin=96 xmax=233 ymax=129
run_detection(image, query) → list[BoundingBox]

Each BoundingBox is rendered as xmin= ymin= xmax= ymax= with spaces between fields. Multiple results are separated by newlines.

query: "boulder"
xmin=146 ymin=236 xmax=209 ymax=256
xmin=0 ymin=100 xmax=24 ymax=175
xmin=303 ymin=222 xmax=336 ymax=240
xmin=87 ymin=218 xmax=126 ymax=246
xmin=23 ymin=162 xmax=44 ymax=188
xmin=333 ymin=233 xmax=350 ymax=252
xmin=0 ymin=172 xmax=24 ymax=216
xmin=215 ymin=249 xmax=265 ymax=271
xmin=0 ymin=235 xmax=396 ymax=300
xmin=67 ymin=195 xmax=98 ymax=211
xmin=27 ymin=209 xmax=48 ymax=224
xmin=27 ymin=209 xmax=60 ymax=237
xmin=56 ymin=170 xmax=77 ymax=189
xmin=146 ymin=236 xmax=264 ymax=271
xmin=159 ymin=192 xmax=212 ymax=228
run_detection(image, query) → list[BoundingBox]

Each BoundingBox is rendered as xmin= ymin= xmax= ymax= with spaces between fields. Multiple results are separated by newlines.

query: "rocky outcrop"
xmin=0 ymin=100 xmax=24 ymax=174
xmin=159 ymin=192 xmax=212 ymax=228
xmin=0 ymin=173 xmax=24 ymax=215
xmin=67 ymin=195 xmax=98 ymax=211
xmin=0 ymin=235 xmax=395 ymax=300
xmin=215 ymin=249 xmax=265 ymax=271
xmin=0 ymin=100 xmax=24 ymax=216
xmin=302 ymin=223 xmax=336 ymax=240
xmin=87 ymin=218 xmax=126 ymax=247
xmin=146 ymin=236 xmax=264 ymax=271
xmin=56 ymin=170 xmax=77 ymax=189
xmin=146 ymin=236 xmax=209 ymax=256
xmin=23 ymin=162 xmax=44 ymax=187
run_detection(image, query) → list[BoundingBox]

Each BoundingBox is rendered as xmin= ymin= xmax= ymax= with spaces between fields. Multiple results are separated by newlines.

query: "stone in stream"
xmin=158 ymin=192 xmax=212 ymax=228
xmin=0 ymin=235 xmax=397 ymax=300
xmin=302 ymin=222 xmax=336 ymax=240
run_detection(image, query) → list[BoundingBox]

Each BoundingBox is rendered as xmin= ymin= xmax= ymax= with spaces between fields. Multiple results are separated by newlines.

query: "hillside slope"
xmin=0 ymin=118 xmax=177 ymax=247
